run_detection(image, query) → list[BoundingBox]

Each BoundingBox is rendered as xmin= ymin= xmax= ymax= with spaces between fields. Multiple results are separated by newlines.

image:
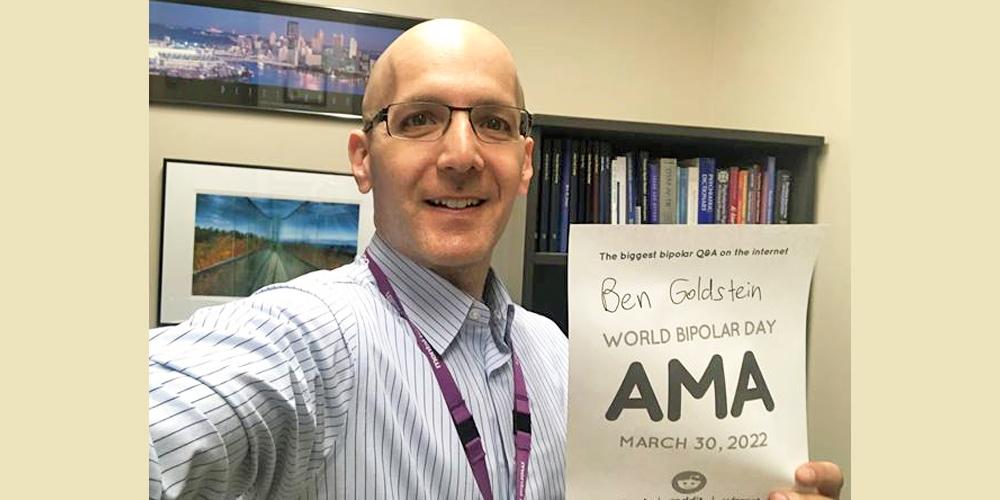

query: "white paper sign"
xmin=566 ymin=224 xmax=824 ymax=500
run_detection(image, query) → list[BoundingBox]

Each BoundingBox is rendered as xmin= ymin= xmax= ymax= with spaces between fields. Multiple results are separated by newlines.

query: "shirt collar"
xmin=365 ymin=234 xmax=516 ymax=354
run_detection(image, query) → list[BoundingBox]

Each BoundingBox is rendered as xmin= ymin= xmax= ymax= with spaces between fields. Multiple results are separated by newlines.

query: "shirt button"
xmin=470 ymin=310 xmax=480 ymax=321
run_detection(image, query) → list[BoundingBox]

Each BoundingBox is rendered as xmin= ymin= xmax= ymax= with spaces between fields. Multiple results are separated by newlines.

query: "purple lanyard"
xmin=366 ymin=251 xmax=532 ymax=500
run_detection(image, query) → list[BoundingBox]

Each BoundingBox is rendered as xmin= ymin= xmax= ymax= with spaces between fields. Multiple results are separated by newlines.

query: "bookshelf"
xmin=521 ymin=114 xmax=825 ymax=333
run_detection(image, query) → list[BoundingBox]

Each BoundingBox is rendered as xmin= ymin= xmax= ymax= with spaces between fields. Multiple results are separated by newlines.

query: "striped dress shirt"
xmin=149 ymin=235 xmax=569 ymax=499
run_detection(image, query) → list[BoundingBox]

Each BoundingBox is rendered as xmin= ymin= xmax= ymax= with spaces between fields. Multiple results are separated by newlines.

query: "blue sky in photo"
xmin=195 ymin=193 xmax=360 ymax=246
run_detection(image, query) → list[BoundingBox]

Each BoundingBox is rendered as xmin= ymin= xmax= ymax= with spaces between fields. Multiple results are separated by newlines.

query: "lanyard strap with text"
xmin=366 ymin=251 xmax=532 ymax=500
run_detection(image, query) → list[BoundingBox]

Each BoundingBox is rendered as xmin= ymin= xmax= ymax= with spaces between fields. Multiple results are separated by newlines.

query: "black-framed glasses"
xmin=362 ymin=102 xmax=533 ymax=143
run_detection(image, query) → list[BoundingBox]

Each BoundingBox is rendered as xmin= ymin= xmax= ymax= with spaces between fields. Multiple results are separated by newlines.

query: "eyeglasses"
xmin=362 ymin=102 xmax=533 ymax=143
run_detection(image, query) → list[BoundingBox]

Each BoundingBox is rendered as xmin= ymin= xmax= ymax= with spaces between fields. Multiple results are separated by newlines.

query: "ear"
xmin=348 ymin=129 xmax=373 ymax=194
xmin=517 ymin=136 xmax=534 ymax=195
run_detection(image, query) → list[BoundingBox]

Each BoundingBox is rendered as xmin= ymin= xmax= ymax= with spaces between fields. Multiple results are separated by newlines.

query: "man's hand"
xmin=769 ymin=461 xmax=844 ymax=500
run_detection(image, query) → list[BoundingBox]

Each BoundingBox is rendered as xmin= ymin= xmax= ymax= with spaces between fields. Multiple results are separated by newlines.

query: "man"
xmin=149 ymin=19 xmax=842 ymax=500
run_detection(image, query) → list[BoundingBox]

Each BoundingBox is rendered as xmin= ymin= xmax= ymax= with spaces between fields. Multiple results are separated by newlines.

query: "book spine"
xmin=625 ymin=152 xmax=635 ymax=224
xmin=609 ymin=156 xmax=619 ymax=224
xmin=677 ymin=165 xmax=687 ymax=224
xmin=548 ymin=139 xmax=562 ymax=251
xmin=737 ymin=169 xmax=749 ymax=224
xmin=727 ymin=166 xmax=740 ymax=224
xmin=569 ymin=140 xmax=579 ymax=225
xmin=659 ymin=158 xmax=677 ymax=224
xmin=747 ymin=163 xmax=760 ymax=224
xmin=558 ymin=140 xmax=571 ymax=252
xmin=697 ymin=157 xmax=716 ymax=224
xmin=600 ymin=143 xmax=610 ymax=224
xmin=754 ymin=163 xmax=763 ymax=224
xmin=590 ymin=141 xmax=601 ymax=223
xmin=639 ymin=151 xmax=649 ymax=223
xmin=764 ymin=156 xmax=776 ymax=224
xmin=648 ymin=159 xmax=660 ymax=224
xmin=538 ymin=140 xmax=551 ymax=251
xmin=686 ymin=162 xmax=699 ymax=224
xmin=776 ymin=169 xmax=792 ymax=224
xmin=614 ymin=156 xmax=627 ymax=224
xmin=715 ymin=167 xmax=729 ymax=224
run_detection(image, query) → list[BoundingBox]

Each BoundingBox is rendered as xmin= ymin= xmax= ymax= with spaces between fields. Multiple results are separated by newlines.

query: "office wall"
xmin=149 ymin=1 xmax=849 ymax=497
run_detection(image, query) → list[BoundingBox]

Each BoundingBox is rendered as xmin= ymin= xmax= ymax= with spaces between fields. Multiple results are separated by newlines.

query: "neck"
xmin=429 ymin=263 xmax=489 ymax=301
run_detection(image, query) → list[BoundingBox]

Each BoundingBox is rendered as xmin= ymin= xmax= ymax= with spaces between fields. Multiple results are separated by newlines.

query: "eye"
xmin=481 ymin=115 xmax=511 ymax=131
xmin=402 ymin=112 xmax=434 ymax=128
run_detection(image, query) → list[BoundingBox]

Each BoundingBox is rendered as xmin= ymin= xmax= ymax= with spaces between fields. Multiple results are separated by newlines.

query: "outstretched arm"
xmin=149 ymin=289 xmax=354 ymax=499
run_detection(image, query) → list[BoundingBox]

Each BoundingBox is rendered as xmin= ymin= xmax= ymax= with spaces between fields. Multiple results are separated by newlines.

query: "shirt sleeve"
xmin=149 ymin=285 xmax=356 ymax=500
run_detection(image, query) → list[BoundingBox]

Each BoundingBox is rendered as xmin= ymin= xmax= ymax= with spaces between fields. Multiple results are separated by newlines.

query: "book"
xmin=737 ymin=168 xmax=749 ymax=224
xmin=658 ymin=158 xmax=678 ymax=224
xmin=715 ymin=167 xmax=729 ymax=224
xmin=625 ymin=152 xmax=635 ymax=224
xmin=697 ymin=157 xmax=716 ymax=224
xmin=747 ymin=163 xmax=759 ymax=224
xmin=589 ymin=141 xmax=601 ymax=223
xmin=537 ymin=139 xmax=551 ymax=251
xmin=548 ymin=139 xmax=563 ymax=251
xmin=638 ymin=151 xmax=650 ymax=223
xmin=775 ymin=169 xmax=792 ymax=224
xmin=648 ymin=158 xmax=660 ymax=224
xmin=612 ymin=156 xmax=626 ymax=224
xmin=683 ymin=160 xmax=699 ymax=224
xmin=677 ymin=166 xmax=688 ymax=224
xmin=727 ymin=166 xmax=740 ymax=224
xmin=763 ymin=156 xmax=776 ymax=224
xmin=599 ymin=143 xmax=611 ymax=224
xmin=558 ymin=140 xmax=572 ymax=252
xmin=569 ymin=140 xmax=580 ymax=225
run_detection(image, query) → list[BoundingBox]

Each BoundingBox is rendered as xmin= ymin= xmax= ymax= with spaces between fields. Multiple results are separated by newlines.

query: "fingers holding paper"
xmin=769 ymin=461 xmax=844 ymax=500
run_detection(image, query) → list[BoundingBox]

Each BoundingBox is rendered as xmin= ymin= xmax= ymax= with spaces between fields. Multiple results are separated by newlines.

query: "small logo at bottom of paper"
xmin=671 ymin=470 xmax=707 ymax=494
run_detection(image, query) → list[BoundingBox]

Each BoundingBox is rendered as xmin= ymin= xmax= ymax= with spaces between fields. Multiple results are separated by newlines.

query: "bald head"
xmin=362 ymin=19 xmax=524 ymax=122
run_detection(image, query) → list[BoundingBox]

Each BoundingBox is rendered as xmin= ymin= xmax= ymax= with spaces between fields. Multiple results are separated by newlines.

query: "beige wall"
xmin=149 ymin=0 xmax=849 ymax=497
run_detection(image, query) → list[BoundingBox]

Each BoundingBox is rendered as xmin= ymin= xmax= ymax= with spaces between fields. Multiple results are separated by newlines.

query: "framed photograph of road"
xmin=158 ymin=160 xmax=374 ymax=325
xmin=149 ymin=0 xmax=423 ymax=118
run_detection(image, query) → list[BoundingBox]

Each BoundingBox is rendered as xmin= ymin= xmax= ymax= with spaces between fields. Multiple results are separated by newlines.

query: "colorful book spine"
xmin=763 ymin=156 xmax=776 ymax=224
xmin=659 ymin=158 xmax=677 ymax=225
xmin=737 ymin=168 xmax=749 ymax=224
xmin=677 ymin=166 xmax=688 ymax=224
xmin=727 ymin=166 xmax=740 ymax=224
xmin=648 ymin=159 xmax=660 ymax=224
xmin=747 ymin=164 xmax=759 ymax=224
xmin=697 ymin=157 xmax=716 ymax=224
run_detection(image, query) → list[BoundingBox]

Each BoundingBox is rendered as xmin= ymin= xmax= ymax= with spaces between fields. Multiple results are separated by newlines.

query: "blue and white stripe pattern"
xmin=149 ymin=235 xmax=568 ymax=499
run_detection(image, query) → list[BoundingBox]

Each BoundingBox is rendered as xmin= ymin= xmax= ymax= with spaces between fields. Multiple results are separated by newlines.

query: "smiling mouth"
xmin=427 ymin=198 xmax=484 ymax=209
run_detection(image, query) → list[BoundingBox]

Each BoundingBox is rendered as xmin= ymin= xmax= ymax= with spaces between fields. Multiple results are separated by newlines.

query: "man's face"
xmin=353 ymin=40 xmax=533 ymax=276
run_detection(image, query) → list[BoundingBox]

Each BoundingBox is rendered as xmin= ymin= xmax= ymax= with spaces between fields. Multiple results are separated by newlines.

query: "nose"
xmin=437 ymin=110 xmax=484 ymax=173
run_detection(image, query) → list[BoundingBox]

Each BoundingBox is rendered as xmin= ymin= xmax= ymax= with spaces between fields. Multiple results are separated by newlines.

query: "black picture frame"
xmin=149 ymin=0 xmax=424 ymax=119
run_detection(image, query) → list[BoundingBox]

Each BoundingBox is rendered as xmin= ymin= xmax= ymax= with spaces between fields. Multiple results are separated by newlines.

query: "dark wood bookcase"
xmin=521 ymin=114 xmax=825 ymax=334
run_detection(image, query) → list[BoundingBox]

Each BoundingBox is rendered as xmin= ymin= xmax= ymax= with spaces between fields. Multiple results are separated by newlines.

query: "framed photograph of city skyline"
xmin=149 ymin=0 xmax=423 ymax=118
xmin=158 ymin=159 xmax=375 ymax=325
